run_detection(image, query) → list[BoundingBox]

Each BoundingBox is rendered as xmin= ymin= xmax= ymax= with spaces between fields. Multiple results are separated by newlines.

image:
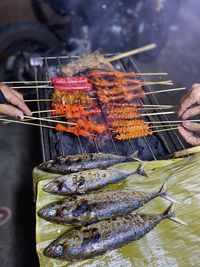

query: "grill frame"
xmin=31 ymin=54 xmax=186 ymax=162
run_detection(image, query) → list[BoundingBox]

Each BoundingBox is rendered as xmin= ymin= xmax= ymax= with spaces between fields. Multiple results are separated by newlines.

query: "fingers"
xmin=0 ymin=104 xmax=24 ymax=119
xmin=0 ymin=83 xmax=32 ymax=116
xmin=178 ymin=83 xmax=200 ymax=118
xmin=182 ymin=121 xmax=200 ymax=132
xmin=178 ymin=126 xmax=200 ymax=146
xmin=10 ymin=89 xmax=24 ymax=100
xmin=181 ymin=105 xmax=200 ymax=120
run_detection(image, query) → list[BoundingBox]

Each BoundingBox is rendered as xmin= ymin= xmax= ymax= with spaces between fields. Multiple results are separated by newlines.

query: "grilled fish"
xmin=38 ymin=153 xmax=132 ymax=175
xmin=42 ymin=168 xmax=135 ymax=195
xmin=38 ymin=188 xmax=171 ymax=226
xmin=61 ymin=51 xmax=115 ymax=77
xmin=44 ymin=204 xmax=183 ymax=261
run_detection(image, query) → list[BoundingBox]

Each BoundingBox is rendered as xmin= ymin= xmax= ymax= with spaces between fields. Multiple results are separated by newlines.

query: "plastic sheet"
xmin=33 ymin=153 xmax=200 ymax=266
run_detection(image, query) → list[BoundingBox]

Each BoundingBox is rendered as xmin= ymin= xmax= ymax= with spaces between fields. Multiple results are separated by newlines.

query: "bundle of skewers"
xmin=50 ymin=68 xmax=176 ymax=140
xmin=0 ymin=43 xmax=188 ymax=142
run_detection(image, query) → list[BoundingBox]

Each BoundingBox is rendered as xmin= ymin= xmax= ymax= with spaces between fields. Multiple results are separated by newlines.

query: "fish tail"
xmin=136 ymin=164 xmax=148 ymax=177
xmin=158 ymin=181 xmax=179 ymax=204
xmin=163 ymin=204 xmax=187 ymax=226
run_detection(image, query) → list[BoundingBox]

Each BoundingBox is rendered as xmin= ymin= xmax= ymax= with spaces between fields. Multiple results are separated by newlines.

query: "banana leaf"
xmin=33 ymin=153 xmax=200 ymax=267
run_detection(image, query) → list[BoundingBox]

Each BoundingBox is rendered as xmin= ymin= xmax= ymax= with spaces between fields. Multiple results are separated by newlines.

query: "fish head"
xmin=43 ymin=176 xmax=75 ymax=195
xmin=38 ymin=206 xmax=58 ymax=221
xmin=44 ymin=234 xmax=79 ymax=261
xmin=45 ymin=243 xmax=65 ymax=259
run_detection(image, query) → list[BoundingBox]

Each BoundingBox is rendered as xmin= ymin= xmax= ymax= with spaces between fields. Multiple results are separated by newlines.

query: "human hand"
xmin=178 ymin=83 xmax=200 ymax=145
xmin=0 ymin=83 xmax=32 ymax=119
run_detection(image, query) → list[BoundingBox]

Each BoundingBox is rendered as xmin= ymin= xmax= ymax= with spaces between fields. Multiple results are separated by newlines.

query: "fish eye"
xmin=54 ymin=245 xmax=63 ymax=255
xmin=48 ymin=209 xmax=57 ymax=217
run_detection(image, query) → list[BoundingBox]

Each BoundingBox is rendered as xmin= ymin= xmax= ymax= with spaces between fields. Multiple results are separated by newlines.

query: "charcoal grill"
xmin=31 ymin=54 xmax=186 ymax=162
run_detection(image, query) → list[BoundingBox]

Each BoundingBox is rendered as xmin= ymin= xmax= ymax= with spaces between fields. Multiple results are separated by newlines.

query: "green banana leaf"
xmin=33 ymin=153 xmax=200 ymax=267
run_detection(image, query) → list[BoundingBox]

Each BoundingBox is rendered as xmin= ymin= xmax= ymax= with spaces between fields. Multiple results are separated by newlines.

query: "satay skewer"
xmin=3 ymin=73 xmax=169 ymax=85
xmin=24 ymin=98 xmax=176 ymax=110
xmin=24 ymin=88 xmax=186 ymax=106
xmin=0 ymin=117 xmax=181 ymax=138
xmin=10 ymin=80 xmax=173 ymax=89
xmin=0 ymin=116 xmax=180 ymax=133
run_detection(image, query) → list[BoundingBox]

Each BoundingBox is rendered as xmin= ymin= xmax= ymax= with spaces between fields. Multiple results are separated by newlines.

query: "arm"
xmin=178 ymin=83 xmax=200 ymax=145
xmin=0 ymin=83 xmax=32 ymax=119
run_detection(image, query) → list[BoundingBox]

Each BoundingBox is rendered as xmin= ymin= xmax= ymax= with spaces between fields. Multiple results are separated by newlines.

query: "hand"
xmin=178 ymin=83 xmax=200 ymax=145
xmin=0 ymin=83 xmax=32 ymax=119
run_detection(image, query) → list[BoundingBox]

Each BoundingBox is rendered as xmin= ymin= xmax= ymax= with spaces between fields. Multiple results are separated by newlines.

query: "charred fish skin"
xmin=38 ymin=153 xmax=129 ymax=175
xmin=42 ymin=168 xmax=135 ymax=196
xmin=44 ymin=208 xmax=174 ymax=261
xmin=38 ymin=190 xmax=166 ymax=226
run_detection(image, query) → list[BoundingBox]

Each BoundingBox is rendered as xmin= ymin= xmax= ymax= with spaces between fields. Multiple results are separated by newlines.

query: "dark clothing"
xmin=0 ymin=90 xmax=6 ymax=104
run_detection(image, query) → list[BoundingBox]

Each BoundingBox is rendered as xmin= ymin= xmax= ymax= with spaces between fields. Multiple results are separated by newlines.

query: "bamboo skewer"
xmin=24 ymin=116 xmax=76 ymax=126
xmin=25 ymin=99 xmax=52 ymax=103
xmin=24 ymin=98 xmax=177 ymax=110
xmin=138 ymin=107 xmax=175 ymax=110
xmin=141 ymin=104 xmax=176 ymax=108
xmin=21 ymin=87 xmax=185 ymax=98
xmin=11 ymin=80 xmax=173 ymax=90
xmin=0 ymin=117 xmax=181 ymax=136
xmin=32 ymin=110 xmax=54 ymax=114
xmin=146 ymin=119 xmax=200 ymax=124
xmin=149 ymin=124 xmax=181 ymax=129
xmin=11 ymin=85 xmax=53 ymax=89
xmin=108 ymin=43 xmax=157 ymax=62
xmin=141 ymin=111 xmax=175 ymax=116
xmin=4 ymin=81 xmax=51 ymax=84
xmin=3 ymin=73 xmax=169 ymax=85
xmin=135 ymin=73 xmax=168 ymax=76
xmin=1 ymin=115 xmax=66 ymax=125
xmin=31 ymin=107 xmax=176 ymax=115
xmin=152 ymin=127 xmax=179 ymax=133
xmin=145 ymin=87 xmax=186 ymax=95
xmin=141 ymin=80 xmax=173 ymax=86
xmin=0 ymin=118 xmax=55 ymax=129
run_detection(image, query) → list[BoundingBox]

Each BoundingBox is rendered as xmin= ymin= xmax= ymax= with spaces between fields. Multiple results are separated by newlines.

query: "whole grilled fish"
xmin=43 ymin=168 xmax=135 ymax=195
xmin=44 ymin=204 xmax=183 ymax=261
xmin=38 ymin=188 xmax=171 ymax=226
xmin=38 ymin=153 xmax=132 ymax=175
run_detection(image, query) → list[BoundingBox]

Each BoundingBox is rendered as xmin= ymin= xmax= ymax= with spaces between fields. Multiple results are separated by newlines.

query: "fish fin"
xmin=136 ymin=164 xmax=148 ymax=177
xmin=129 ymin=151 xmax=141 ymax=162
xmin=164 ymin=204 xmax=187 ymax=226
xmin=159 ymin=182 xmax=179 ymax=204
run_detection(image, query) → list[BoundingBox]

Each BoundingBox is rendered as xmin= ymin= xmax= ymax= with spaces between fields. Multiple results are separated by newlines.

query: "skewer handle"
xmin=145 ymin=87 xmax=186 ymax=95
xmin=24 ymin=116 xmax=76 ymax=126
xmin=0 ymin=117 xmax=55 ymax=129
xmin=108 ymin=43 xmax=157 ymax=62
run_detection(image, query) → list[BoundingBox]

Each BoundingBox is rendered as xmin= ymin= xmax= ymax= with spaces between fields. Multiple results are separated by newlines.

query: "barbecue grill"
xmin=31 ymin=54 xmax=186 ymax=162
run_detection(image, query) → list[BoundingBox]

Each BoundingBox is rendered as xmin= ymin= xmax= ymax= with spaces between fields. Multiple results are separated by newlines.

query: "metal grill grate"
xmin=31 ymin=54 xmax=186 ymax=162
